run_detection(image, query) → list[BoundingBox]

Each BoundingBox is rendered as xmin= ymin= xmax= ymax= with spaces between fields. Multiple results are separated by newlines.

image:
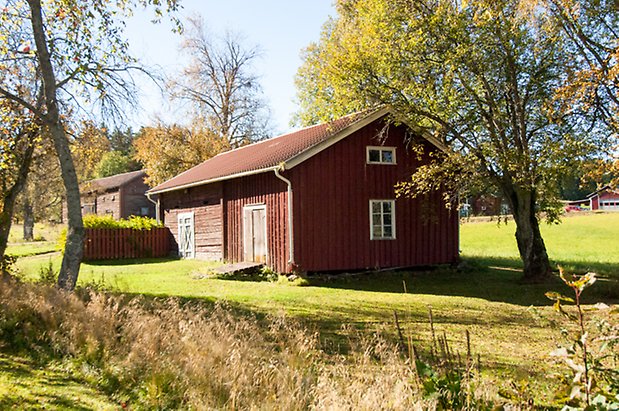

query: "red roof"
xmin=149 ymin=110 xmax=384 ymax=194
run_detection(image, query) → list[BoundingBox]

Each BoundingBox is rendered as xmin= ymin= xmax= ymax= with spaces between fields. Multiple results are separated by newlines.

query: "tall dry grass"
xmin=0 ymin=279 xmax=494 ymax=410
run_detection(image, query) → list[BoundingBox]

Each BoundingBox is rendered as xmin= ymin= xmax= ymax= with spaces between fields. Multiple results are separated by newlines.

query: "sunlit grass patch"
xmin=8 ymin=223 xmax=64 ymax=244
xmin=5 ymin=242 xmax=57 ymax=257
xmin=0 ymin=353 xmax=116 ymax=410
xmin=460 ymin=212 xmax=619 ymax=278
xmin=7 ymin=212 xmax=618 ymax=406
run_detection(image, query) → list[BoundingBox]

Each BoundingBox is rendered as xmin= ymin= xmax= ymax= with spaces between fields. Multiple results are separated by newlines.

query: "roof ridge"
xmin=87 ymin=169 xmax=144 ymax=183
xmin=211 ymin=112 xmax=366 ymax=159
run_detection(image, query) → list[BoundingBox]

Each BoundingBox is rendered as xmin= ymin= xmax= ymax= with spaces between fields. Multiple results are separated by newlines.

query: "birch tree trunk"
xmin=28 ymin=0 xmax=84 ymax=290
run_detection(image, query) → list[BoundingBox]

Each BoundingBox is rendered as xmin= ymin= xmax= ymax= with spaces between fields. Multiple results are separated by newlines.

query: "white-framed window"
xmin=370 ymin=200 xmax=396 ymax=240
xmin=367 ymin=146 xmax=396 ymax=164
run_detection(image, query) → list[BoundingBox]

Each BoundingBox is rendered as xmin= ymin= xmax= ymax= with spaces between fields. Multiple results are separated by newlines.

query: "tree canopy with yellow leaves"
xmin=295 ymin=0 xmax=617 ymax=282
xmin=134 ymin=122 xmax=230 ymax=187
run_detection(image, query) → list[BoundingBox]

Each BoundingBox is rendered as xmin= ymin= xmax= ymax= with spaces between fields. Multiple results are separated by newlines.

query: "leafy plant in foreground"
xmin=546 ymin=268 xmax=619 ymax=410
xmin=0 ymin=254 xmax=17 ymax=277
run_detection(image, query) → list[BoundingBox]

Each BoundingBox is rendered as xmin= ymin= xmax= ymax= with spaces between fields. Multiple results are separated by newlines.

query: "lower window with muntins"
xmin=370 ymin=199 xmax=395 ymax=240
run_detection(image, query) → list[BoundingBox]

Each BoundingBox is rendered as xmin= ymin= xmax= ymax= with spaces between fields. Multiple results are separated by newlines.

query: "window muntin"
xmin=367 ymin=146 xmax=396 ymax=164
xmin=370 ymin=200 xmax=396 ymax=240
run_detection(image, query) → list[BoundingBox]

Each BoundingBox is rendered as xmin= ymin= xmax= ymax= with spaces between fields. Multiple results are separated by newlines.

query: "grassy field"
xmin=3 ymin=213 xmax=618 ymax=408
xmin=7 ymin=223 xmax=64 ymax=244
xmin=5 ymin=223 xmax=63 ymax=257
xmin=461 ymin=212 xmax=619 ymax=278
xmin=5 ymin=241 xmax=57 ymax=257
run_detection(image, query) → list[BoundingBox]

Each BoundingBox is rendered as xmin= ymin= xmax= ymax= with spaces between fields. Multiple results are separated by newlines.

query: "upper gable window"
xmin=367 ymin=146 xmax=396 ymax=165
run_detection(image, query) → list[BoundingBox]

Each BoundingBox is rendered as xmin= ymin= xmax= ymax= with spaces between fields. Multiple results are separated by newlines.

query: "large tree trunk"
xmin=508 ymin=187 xmax=553 ymax=282
xmin=53 ymin=123 xmax=85 ymax=291
xmin=28 ymin=0 xmax=84 ymax=290
xmin=23 ymin=196 xmax=34 ymax=241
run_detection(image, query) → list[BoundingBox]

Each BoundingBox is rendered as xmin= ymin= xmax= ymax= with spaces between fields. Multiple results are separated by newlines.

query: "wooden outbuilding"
xmin=148 ymin=108 xmax=459 ymax=273
xmin=78 ymin=170 xmax=155 ymax=220
xmin=584 ymin=185 xmax=619 ymax=211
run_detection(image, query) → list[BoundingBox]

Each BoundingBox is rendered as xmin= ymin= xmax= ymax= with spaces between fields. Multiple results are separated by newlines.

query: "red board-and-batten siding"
xmin=223 ymin=173 xmax=289 ymax=273
xmin=290 ymin=121 xmax=458 ymax=272
xmin=160 ymin=118 xmax=458 ymax=273
xmin=161 ymin=174 xmax=290 ymax=271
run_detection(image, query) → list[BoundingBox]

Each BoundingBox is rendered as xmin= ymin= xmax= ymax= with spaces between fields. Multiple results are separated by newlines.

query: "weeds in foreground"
xmin=37 ymin=261 xmax=57 ymax=285
xmin=405 ymin=308 xmax=496 ymax=410
xmin=546 ymin=268 xmax=619 ymax=410
xmin=211 ymin=265 xmax=309 ymax=285
xmin=0 ymin=279 xmax=493 ymax=410
xmin=6 ymin=266 xmax=616 ymax=409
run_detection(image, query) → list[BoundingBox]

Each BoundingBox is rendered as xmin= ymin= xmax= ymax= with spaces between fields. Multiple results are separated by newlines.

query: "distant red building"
xmin=582 ymin=186 xmax=619 ymax=211
xmin=564 ymin=185 xmax=619 ymax=211
xmin=472 ymin=195 xmax=503 ymax=216
xmin=79 ymin=170 xmax=155 ymax=219
xmin=148 ymin=109 xmax=459 ymax=273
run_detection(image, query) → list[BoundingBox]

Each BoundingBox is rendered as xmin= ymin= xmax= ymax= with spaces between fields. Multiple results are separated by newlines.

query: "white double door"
xmin=178 ymin=212 xmax=195 ymax=258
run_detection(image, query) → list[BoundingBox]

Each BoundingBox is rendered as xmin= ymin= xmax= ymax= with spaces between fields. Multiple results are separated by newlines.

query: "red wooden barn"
xmin=148 ymin=108 xmax=459 ymax=273
xmin=566 ymin=185 xmax=619 ymax=211
xmin=587 ymin=186 xmax=619 ymax=211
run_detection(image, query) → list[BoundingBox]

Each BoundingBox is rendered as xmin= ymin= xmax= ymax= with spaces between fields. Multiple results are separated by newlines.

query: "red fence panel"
xmin=83 ymin=227 xmax=171 ymax=260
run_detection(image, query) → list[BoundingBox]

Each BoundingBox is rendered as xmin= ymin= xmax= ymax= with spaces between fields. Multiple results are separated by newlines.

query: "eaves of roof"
xmin=148 ymin=107 xmax=446 ymax=195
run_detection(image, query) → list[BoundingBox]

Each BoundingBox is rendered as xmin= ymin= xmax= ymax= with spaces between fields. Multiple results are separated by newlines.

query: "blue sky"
xmin=124 ymin=0 xmax=334 ymax=134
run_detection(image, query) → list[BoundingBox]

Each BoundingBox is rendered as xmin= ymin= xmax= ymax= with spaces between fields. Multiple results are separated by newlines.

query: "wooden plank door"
xmin=177 ymin=212 xmax=194 ymax=258
xmin=252 ymin=207 xmax=267 ymax=263
xmin=243 ymin=205 xmax=267 ymax=263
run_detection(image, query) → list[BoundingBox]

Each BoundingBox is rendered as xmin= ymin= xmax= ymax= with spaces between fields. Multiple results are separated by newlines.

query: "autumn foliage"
xmin=133 ymin=123 xmax=230 ymax=187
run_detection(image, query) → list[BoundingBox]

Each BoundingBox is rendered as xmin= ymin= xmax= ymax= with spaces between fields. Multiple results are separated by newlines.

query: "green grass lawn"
xmin=6 ymin=212 xmax=619 ymax=407
xmin=461 ymin=212 xmax=619 ymax=279
xmin=5 ymin=241 xmax=57 ymax=257
xmin=12 ymin=256 xmax=586 ymax=402
xmin=5 ymin=222 xmax=63 ymax=257
xmin=0 ymin=354 xmax=117 ymax=410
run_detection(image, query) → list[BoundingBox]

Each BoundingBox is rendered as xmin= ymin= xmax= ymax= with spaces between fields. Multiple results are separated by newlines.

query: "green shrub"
xmin=0 ymin=254 xmax=17 ymax=277
xmin=83 ymin=214 xmax=118 ymax=229
xmin=56 ymin=229 xmax=66 ymax=253
xmin=82 ymin=215 xmax=162 ymax=230
xmin=37 ymin=261 xmax=57 ymax=285
xmin=260 ymin=265 xmax=279 ymax=282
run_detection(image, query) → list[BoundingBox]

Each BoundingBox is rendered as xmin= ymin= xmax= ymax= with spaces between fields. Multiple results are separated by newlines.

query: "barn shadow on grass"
xmin=310 ymin=256 xmax=619 ymax=306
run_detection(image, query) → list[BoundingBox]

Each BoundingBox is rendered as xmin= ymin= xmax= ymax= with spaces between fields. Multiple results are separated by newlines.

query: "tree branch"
xmin=0 ymin=86 xmax=45 ymax=120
